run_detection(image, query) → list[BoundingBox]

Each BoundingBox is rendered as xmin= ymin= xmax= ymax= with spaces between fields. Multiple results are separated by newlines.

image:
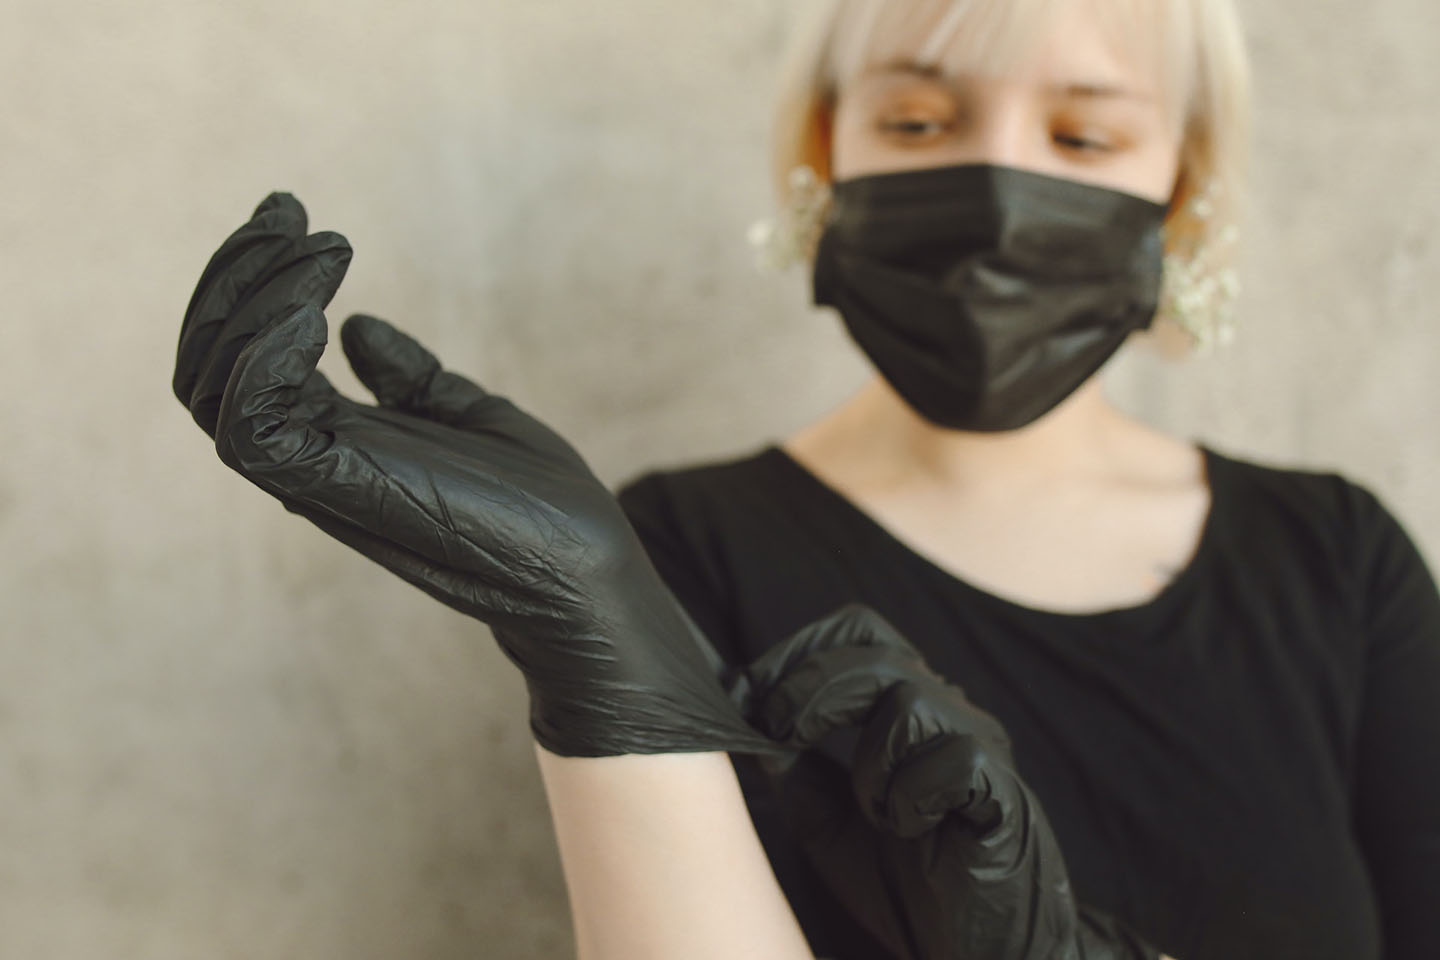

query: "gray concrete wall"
xmin=0 ymin=1 xmax=1435 ymax=957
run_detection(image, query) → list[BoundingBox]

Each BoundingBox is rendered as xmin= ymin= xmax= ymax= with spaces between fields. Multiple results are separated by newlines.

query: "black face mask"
xmin=812 ymin=163 xmax=1168 ymax=432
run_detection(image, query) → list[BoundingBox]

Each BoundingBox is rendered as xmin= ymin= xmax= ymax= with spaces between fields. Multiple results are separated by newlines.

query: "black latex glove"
xmin=172 ymin=191 xmax=779 ymax=759
xmin=739 ymin=605 xmax=1165 ymax=960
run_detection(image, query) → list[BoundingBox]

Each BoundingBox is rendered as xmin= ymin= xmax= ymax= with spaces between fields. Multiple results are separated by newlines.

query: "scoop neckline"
xmin=760 ymin=441 xmax=1224 ymax=626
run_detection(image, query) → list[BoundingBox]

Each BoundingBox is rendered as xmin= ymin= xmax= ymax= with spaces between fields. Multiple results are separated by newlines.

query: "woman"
xmin=170 ymin=1 xmax=1439 ymax=958
xmin=613 ymin=0 xmax=1439 ymax=958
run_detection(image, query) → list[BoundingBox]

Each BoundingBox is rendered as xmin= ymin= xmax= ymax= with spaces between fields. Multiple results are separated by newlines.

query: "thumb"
xmin=340 ymin=313 xmax=492 ymax=425
xmin=340 ymin=312 xmax=439 ymax=407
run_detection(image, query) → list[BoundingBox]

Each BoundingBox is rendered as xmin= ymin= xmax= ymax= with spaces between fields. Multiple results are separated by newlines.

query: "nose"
xmin=964 ymin=88 xmax=1047 ymax=173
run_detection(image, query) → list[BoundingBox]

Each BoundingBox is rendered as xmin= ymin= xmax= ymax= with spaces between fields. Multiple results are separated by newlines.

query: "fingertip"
xmin=316 ymin=236 xmax=354 ymax=290
xmin=339 ymin=312 xmax=389 ymax=346
xmin=255 ymin=191 xmax=297 ymax=213
xmin=340 ymin=313 xmax=443 ymax=410
xmin=308 ymin=229 xmax=352 ymax=255
xmin=301 ymin=231 xmax=354 ymax=277
xmin=338 ymin=312 xmax=384 ymax=379
xmin=269 ymin=232 xmax=353 ymax=312
xmin=252 ymin=191 xmax=308 ymax=234
xmin=339 ymin=311 xmax=389 ymax=362
xmin=831 ymin=604 xmax=915 ymax=652
xmin=234 ymin=301 xmax=328 ymax=389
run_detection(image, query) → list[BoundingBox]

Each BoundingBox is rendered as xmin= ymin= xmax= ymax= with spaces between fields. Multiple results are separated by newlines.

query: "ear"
xmin=1166 ymin=165 xmax=1191 ymax=221
xmin=1163 ymin=139 xmax=1209 ymax=252
xmin=806 ymin=90 xmax=837 ymax=187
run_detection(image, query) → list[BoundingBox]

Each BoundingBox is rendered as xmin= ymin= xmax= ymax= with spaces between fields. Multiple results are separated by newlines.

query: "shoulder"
xmin=613 ymin=443 xmax=791 ymax=575
xmin=615 ymin=445 xmax=787 ymax=533
xmin=1206 ymin=443 xmax=1432 ymax=602
xmin=1207 ymin=442 xmax=1388 ymax=537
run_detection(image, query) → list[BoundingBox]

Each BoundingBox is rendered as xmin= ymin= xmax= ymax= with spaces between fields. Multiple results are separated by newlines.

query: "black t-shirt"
xmin=615 ymin=442 xmax=1440 ymax=960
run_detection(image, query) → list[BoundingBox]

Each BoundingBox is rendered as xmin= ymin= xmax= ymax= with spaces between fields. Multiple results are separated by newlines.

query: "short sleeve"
xmin=615 ymin=472 xmax=743 ymax=668
xmin=1346 ymin=483 xmax=1440 ymax=959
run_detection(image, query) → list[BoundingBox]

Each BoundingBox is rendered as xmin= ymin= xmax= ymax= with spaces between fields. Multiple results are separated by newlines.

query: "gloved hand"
xmin=172 ymin=191 xmax=779 ymax=759
xmin=738 ymin=605 xmax=1166 ymax=960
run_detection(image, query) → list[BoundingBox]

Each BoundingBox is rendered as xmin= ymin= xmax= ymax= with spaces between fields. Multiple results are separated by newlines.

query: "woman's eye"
xmin=876 ymin=113 xmax=954 ymax=138
xmin=1053 ymin=132 xmax=1113 ymax=153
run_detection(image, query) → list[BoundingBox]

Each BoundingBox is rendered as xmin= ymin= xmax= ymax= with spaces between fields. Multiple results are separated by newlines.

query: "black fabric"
xmin=813 ymin=163 xmax=1166 ymax=432
xmin=615 ymin=442 xmax=1440 ymax=960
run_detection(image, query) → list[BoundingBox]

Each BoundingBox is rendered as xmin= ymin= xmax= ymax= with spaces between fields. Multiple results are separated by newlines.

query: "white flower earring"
xmin=1160 ymin=177 xmax=1242 ymax=354
xmin=747 ymin=165 xmax=833 ymax=273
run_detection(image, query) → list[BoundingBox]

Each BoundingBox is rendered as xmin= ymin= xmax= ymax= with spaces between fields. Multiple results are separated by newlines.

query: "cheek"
xmin=828 ymin=104 xmax=883 ymax=179
xmin=1070 ymin=126 xmax=1182 ymax=205
xmin=1127 ymin=120 xmax=1186 ymax=200
xmin=1124 ymin=140 xmax=1184 ymax=205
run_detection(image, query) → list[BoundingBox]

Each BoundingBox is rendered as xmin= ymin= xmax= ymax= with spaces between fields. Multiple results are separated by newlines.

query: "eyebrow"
xmin=1048 ymin=82 xmax=1151 ymax=102
xmin=875 ymin=58 xmax=944 ymax=78
xmin=871 ymin=59 xmax=1152 ymax=102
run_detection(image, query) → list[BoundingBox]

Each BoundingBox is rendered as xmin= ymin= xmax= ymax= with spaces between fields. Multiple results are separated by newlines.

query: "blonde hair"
xmin=772 ymin=0 xmax=1251 ymax=272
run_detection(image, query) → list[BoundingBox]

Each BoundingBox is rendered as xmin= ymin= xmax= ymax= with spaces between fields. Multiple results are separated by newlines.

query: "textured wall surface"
xmin=1 ymin=1 xmax=1435 ymax=957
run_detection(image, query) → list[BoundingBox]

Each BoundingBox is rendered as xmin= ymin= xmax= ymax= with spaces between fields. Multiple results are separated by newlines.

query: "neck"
xmin=799 ymin=372 xmax=1133 ymax=493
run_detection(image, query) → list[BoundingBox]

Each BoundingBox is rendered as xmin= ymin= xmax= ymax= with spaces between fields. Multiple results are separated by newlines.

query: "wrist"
xmin=534 ymin=745 xmax=814 ymax=960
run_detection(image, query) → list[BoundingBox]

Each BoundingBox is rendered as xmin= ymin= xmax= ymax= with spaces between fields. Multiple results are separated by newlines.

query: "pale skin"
xmin=538 ymin=7 xmax=1189 ymax=959
xmin=534 ymin=749 xmax=813 ymax=959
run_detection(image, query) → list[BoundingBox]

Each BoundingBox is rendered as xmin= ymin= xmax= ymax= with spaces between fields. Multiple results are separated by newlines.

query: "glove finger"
xmin=214 ymin=300 xmax=333 ymax=480
xmin=852 ymin=679 xmax=1010 ymax=838
xmin=216 ymin=304 xmax=567 ymax=616
xmin=757 ymin=643 xmax=930 ymax=746
xmin=740 ymin=604 xmax=923 ymax=726
xmin=336 ymin=312 xmax=596 ymax=469
xmin=175 ymin=192 xmax=307 ymax=413
xmin=339 ymin=312 xmax=493 ymax=416
xmin=295 ymin=367 xmax=339 ymax=407
xmin=188 ymin=230 xmax=352 ymax=436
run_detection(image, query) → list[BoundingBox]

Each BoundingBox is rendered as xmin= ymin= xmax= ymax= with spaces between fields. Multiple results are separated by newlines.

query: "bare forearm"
xmin=534 ymin=745 xmax=814 ymax=960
